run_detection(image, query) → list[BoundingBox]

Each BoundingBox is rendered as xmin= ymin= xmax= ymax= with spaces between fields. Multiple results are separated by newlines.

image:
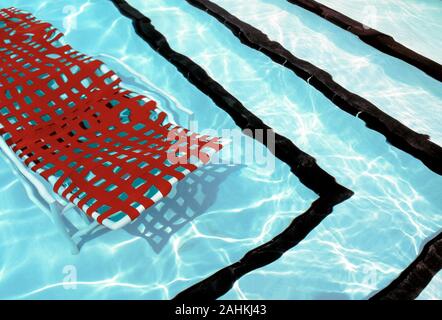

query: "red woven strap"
xmin=0 ymin=7 xmax=223 ymax=227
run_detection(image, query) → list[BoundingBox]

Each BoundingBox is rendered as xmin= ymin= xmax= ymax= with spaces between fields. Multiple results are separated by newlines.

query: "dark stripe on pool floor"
xmin=175 ymin=194 xmax=350 ymax=300
xmin=286 ymin=0 xmax=442 ymax=82
xmin=110 ymin=0 xmax=353 ymax=300
xmin=185 ymin=0 xmax=442 ymax=176
xmin=370 ymin=231 xmax=442 ymax=300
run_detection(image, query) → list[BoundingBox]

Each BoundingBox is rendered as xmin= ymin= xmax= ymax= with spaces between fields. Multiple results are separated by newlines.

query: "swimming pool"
xmin=0 ymin=0 xmax=441 ymax=300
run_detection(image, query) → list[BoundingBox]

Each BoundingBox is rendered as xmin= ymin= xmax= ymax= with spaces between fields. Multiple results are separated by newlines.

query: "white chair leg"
xmin=72 ymin=220 xmax=101 ymax=241
xmin=49 ymin=202 xmax=80 ymax=255
xmin=1 ymin=139 xmax=100 ymax=254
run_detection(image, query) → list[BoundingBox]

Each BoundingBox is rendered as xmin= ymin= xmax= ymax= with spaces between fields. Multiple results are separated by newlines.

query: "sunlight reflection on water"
xmin=0 ymin=0 xmax=440 ymax=300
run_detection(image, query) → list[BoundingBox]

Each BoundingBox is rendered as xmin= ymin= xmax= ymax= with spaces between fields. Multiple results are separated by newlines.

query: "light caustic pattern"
xmin=0 ymin=0 xmax=316 ymax=299
xmin=0 ymin=0 xmax=441 ymax=300
xmin=134 ymin=0 xmax=442 ymax=300
xmin=211 ymin=0 xmax=442 ymax=145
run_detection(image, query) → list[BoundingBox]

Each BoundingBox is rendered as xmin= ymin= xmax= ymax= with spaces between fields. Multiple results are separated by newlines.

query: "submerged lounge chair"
xmin=0 ymin=7 xmax=223 ymax=253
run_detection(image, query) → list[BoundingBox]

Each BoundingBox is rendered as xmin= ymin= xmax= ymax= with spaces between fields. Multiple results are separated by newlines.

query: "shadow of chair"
xmin=66 ymin=163 xmax=242 ymax=253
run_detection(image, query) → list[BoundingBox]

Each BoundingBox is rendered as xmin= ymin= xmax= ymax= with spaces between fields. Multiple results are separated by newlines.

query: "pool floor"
xmin=0 ymin=0 xmax=441 ymax=300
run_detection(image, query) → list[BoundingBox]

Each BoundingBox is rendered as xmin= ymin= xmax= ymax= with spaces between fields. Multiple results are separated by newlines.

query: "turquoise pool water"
xmin=0 ymin=0 xmax=441 ymax=299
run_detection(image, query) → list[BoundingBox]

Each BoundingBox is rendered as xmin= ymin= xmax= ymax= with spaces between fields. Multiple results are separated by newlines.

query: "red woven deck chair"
xmin=0 ymin=8 xmax=223 ymax=253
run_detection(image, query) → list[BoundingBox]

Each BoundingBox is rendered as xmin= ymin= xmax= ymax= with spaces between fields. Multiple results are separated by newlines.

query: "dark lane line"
xmin=185 ymin=0 xmax=442 ymax=300
xmin=109 ymin=0 xmax=351 ymax=197
xmin=176 ymin=194 xmax=348 ymax=300
xmin=370 ymin=231 xmax=442 ymax=300
xmin=185 ymin=0 xmax=442 ymax=176
xmin=286 ymin=0 xmax=442 ymax=82
xmin=110 ymin=0 xmax=353 ymax=300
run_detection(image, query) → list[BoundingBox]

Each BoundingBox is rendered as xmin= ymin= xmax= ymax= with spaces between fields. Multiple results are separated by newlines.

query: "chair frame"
xmin=0 ymin=136 xmax=102 ymax=254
